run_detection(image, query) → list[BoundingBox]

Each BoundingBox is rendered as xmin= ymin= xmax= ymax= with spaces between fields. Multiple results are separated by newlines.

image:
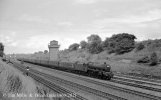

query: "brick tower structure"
xmin=48 ymin=40 xmax=60 ymax=61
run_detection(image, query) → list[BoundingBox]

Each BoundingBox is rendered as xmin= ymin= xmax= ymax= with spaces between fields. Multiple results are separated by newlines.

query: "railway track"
xmin=111 ymin=78 xmax=161 ymax=92
xmin=30 ymin=69 xmax=127 ymax=100
xmin=24 ymin=61 xmax=161 ymax=93
xmin=113 ymin=75 xmax=161 ymax=87
xmin=113 ymin=76 xmax=161 ymax=87
xmin=22 ymin=62 xmax=161 ymax=100
xmin=11 ymin=61 xmax=127 ymax=100
xmin=23 ymin=61 xmax=161 ymax=92
xmin=29 ymin=71 xmax=86 ymax=100
xmin=114 ymin=72 xmax=161 ymax=84
xmin=10 ymin=61 xmax=88 ymax=100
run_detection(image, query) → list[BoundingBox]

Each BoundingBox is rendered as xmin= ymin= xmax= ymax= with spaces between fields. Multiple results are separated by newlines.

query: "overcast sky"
xmin=0 ymin=0 xmax=161 ymax=54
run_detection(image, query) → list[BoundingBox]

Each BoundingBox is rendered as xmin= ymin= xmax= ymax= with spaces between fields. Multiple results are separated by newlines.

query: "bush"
xmin=137 ymin=56 xmax=150 ymax=63
xmin=136 ymin=43 xmax=145 ymax=51
xmin=150 ymin=52 xmax=158 ymax=66
xmin=137 ymin=52 xmax=159 ymax=66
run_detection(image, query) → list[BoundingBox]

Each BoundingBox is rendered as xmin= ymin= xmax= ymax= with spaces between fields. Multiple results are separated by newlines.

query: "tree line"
xmin=68 ymin=33 xmax=136 ymax=54
xmin=0 ymin=42 xmax=4 ymax=57
xmin=68 ymin=33 xmax=160 ymax=66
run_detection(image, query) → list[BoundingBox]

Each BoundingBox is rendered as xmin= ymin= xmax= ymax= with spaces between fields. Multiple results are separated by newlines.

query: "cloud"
xmin=57 ymin=21 xmax=73 ymax=27
xmin=25 ymin=35 xmax=58 ymax=50
xmin=0 ymin=32 xmax=18 ymax=47
xmin=74 ymin=0 xmax=99 ymax=4
xmin=1 ymin=0 xmax=161 ymax=54
xmin=19 ymin=14 xmax=50 ymax=24
xmin=59 ymin=38 xmax=77 ymax=49
xmin=0 ymin=31 xmax=79 ymax=54
xmin=93 ymin=9 xmax=161 ymax=30
xmin=23 ymin=34 xmax=77 ymax=52
xmin=9 ymin=42 xmax=18 ymax=47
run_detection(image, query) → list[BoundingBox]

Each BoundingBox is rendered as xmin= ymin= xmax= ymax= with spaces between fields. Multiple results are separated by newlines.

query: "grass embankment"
xmin=20 ymin=45 xmax=161 ymax=79
xmin=0 ymin=58 xmax=65 ymax=100
xmin=58 ymin=50 xmax=161 ymax=78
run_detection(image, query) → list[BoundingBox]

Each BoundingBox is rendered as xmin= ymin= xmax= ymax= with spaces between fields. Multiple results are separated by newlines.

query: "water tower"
xmin=48 ymin=40 xmax=60 ymax=61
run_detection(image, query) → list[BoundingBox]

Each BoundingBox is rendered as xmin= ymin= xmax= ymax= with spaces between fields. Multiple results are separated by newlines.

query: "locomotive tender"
xmin=18 ymin=58 xmax=114 ymax=80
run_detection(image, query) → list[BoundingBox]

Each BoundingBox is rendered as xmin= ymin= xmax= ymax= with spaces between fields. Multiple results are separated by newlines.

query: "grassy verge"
xmin=0 ymin=59 xmax=33 ymax=100
xmin=0 ymin=59 xmax=66 ymax=100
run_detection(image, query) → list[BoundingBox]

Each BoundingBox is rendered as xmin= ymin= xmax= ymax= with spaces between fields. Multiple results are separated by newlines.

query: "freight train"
xmin=18 ymin=58 xmax=114 ymax=80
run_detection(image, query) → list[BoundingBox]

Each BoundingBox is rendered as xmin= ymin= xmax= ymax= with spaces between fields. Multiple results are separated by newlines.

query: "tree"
xmin=86 ymin=34 xmax=103 ymax=54
xmin=80 ymin=40 xmax=87 ymax=49
xmin=0 ymin=42 xmax=4 ymax=57
xmin=68 ymin=43 xmax=80 ymax=51
xmin=150 ymin=52 xmax=158 ymax=66
xmin=0 ymin=51 xmax=3 ymax=57
xmin=87 ymin=42 xmax=103 ymax=54
xmin=108 ymin=33 xmax=136 ymax=54
xmin=87 ymin=34 xmax=102 ymax=43
xmin=102 ymin=37 xmax=110 ymax=50
xmin=34 ymin=52 xmax=38 ymax=54
xmin=44 ymin=50 xmax=48 ymax=54
xmin=38 ymin=51 xmax=43 ymax=54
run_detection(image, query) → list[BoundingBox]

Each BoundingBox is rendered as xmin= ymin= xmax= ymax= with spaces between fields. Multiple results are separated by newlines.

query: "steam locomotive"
xmin=18 ymin=58 xmax=114 ymax=80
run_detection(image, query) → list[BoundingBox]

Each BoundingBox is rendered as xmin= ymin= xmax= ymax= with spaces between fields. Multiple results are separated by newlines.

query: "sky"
xmin=0 ymin=0 xmax=161 ymax=54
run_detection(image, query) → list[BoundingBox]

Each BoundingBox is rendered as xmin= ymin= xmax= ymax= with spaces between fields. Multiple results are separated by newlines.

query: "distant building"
xmin=48 ymin=40 xmax=60 ymax=61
